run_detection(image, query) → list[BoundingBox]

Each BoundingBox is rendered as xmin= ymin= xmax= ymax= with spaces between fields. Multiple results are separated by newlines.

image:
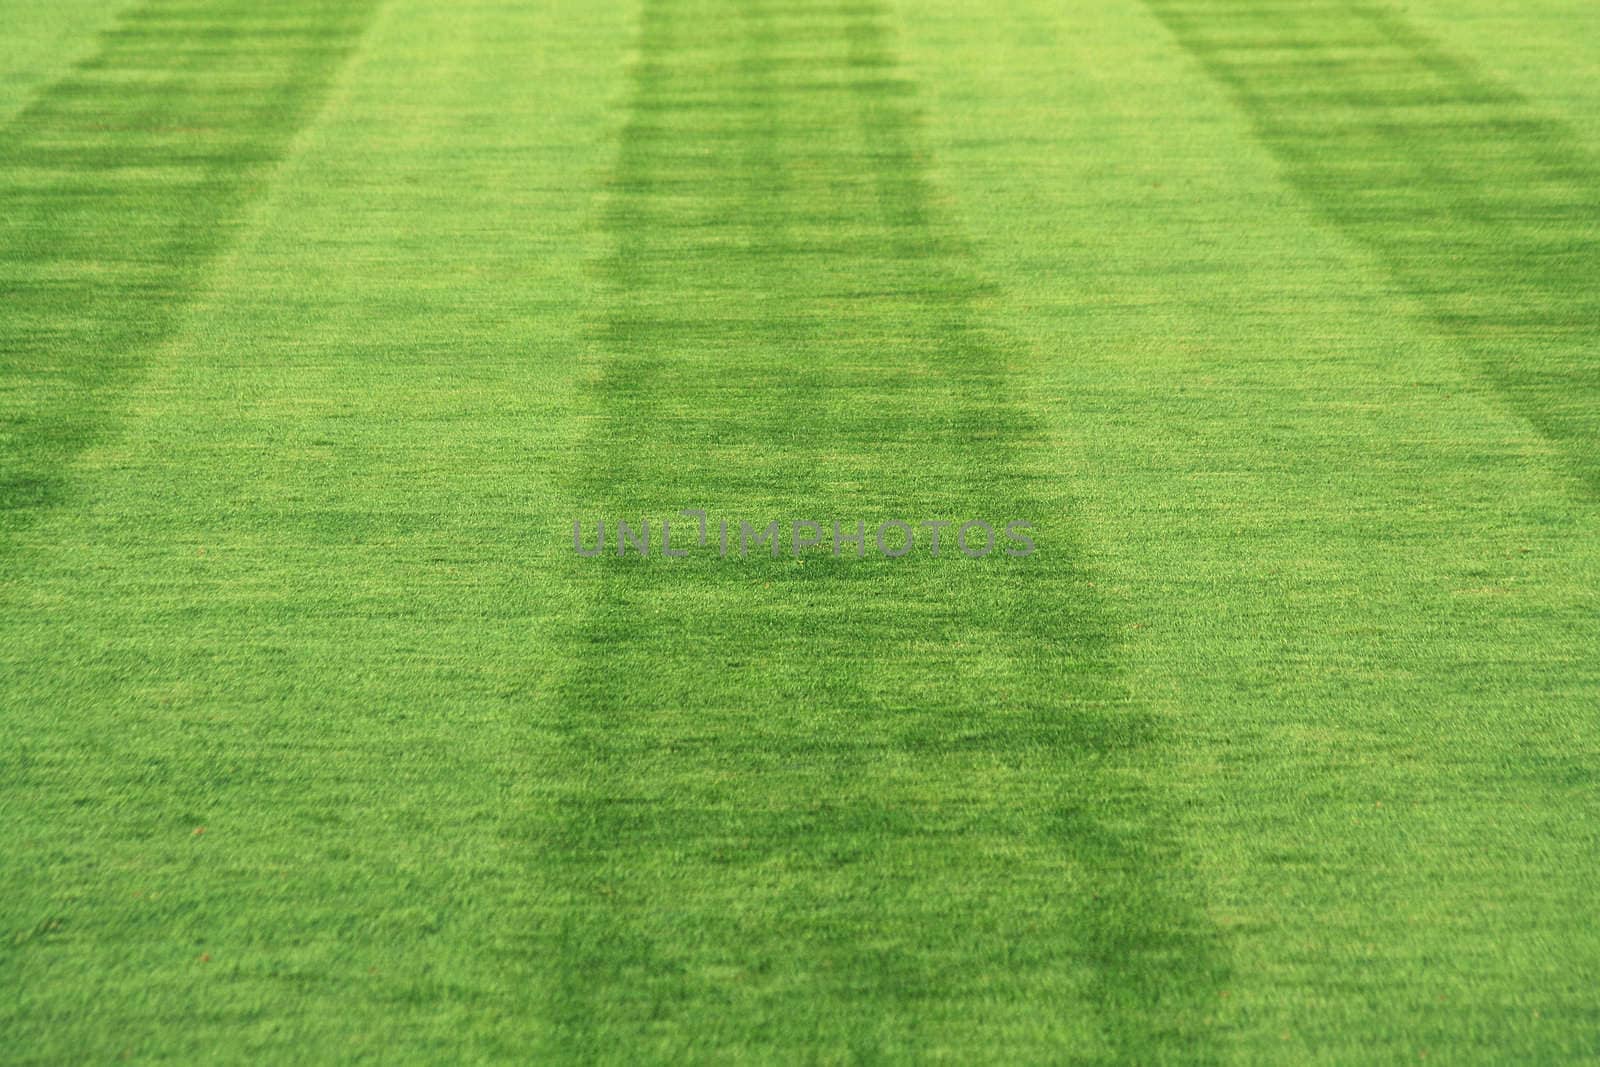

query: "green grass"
xmin=3 ymin=0 xmax=1598 ymax=1062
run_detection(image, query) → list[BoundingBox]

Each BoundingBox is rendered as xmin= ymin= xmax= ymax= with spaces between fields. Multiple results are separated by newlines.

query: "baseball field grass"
xmin=3 ymin=0 xmax=1598 ymax=1062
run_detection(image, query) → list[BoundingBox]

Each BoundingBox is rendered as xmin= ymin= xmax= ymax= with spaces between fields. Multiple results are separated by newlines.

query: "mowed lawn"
xmin=3 ymin=0 xmax=1599 ymax=1061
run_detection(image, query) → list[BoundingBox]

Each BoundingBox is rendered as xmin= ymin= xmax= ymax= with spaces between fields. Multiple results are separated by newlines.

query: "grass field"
xmin=3 ymin=0 xmax=1599 ymax=1062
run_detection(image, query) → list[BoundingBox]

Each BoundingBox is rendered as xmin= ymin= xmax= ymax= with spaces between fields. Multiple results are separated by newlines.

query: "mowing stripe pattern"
xmin=1143 ymin=0 xmax=1600 ymax=494
xmin=0 ymin=0 xmax=380 ymax=535
xmin=528 ymin=0 xmax=1226 ymax=1058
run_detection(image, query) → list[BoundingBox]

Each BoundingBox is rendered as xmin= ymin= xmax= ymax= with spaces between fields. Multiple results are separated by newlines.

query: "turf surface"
xmin=2 ymin=0 xmax=1598 ymax=1062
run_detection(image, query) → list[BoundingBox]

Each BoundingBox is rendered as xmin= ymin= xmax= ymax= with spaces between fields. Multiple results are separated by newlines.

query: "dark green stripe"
xmin=0 ymin=0 xmax=381 ymax=535
xmin=1144 ymin=0 xmax=1600 ymax=494
xmin=526 ymin=0 xmax=1226 ymax=1058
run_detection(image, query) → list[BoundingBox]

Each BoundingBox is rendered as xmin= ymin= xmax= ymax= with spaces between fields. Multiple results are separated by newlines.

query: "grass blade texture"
xmin=2 ymin=0 xmax=1597 ymax=1062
